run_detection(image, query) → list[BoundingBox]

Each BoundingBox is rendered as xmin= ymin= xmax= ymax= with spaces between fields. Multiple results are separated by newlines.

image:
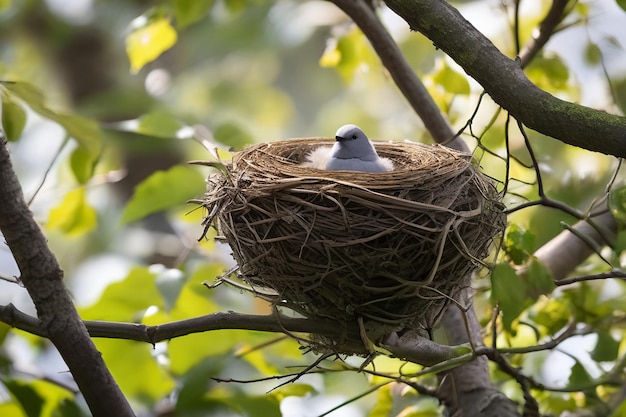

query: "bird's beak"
xmin=335 ymin=136 xmax=344 ymax=142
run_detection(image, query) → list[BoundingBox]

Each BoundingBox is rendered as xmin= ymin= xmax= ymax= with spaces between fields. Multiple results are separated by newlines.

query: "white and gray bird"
xmin=302 ymin=124 xmax=394 ymax=172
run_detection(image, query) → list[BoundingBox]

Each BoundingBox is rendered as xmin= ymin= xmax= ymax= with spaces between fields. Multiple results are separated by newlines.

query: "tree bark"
xmin=0 ymin=136 xmax=135 ymax=417
xmin=534 ymin=211 xmax=617 ymax=281
xmin=384 ymin=0 xmax=626 ymax=158
xmin=438 ymin=291 xmax=521 ymax=417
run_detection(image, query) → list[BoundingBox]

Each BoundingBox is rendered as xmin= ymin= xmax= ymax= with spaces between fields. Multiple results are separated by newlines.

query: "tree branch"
xmin=329 ymin=0 xmax=468 ymax=152
xmin=0 ymin=303 xmax=359 ymax=345
xmin=438 ymin=294 xmax=521 ymax=417
xmin=518 ymin=0 xmax=569 ymax=68
xmin=0 ymin=137 xmax=135 ymax=417
xmin=534 ymin=211 xmax=617 ymax=281
xmin=384 ymin=0 xmax=626 ymax=157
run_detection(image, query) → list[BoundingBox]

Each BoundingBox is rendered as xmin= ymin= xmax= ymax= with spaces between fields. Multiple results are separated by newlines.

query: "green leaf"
xmin=168 ymin=330 xmax=239 ymax=375
xmin=574 ymin=2 xmax=589 ymax=16
xmin=584 ymin=42 xmax=602 ymax=66
xmin=0 ymin=322 xmax=10 ymax=345
xmin=155 ymin=267 xmax=185 ymax=312
xmin=609 ymin=184 xmax=626 ymax=224
xmin=616 ymin=0 xmax=626 ymax=13
xmin=526 ymin=55 xmax=569 ymax=90
xmin=126 ymin=17 xmax=177 ymax=73
xmin=273 ymin=384 xmax=317 ymax=399
xmin=614 ymin=230 xmax=626 ymax=256
xmin=224 ymin=0 xmax=246 ymax=14
xmin=52 ymin=399 xmax=87 ymax=417
xmin=2 ymin=379 xmax=44 ymax=417
xmin=491 ymin=263 xmax=529 ymax=332
xmin=503 ymin=223 xmax=536 ymax=265
xmin=529 ymin=298 xmax=569 ymax=334
xmin=108 ymin=112 xmax=194 ymax=140
xmin=120 ymin=165 xmax=205 ymax=224
xmin=228 ymin=392 xmax=281 ymax=417
xmin=616 ymin=77 xmax=626 ymax=115
xmin=214 ymin=122 xmax=253 ymax=150
xmin=2 ymin=81 xmax=102 ymax=157
xmin=188 ymin=263 xmax=224 ymax=287
xmin=47 ymin=187 xmax=97 ymax=236
xmin=319 ymin=28 xmax=378 ymax=82
xmin=590 ymin=332 xmax=620 ymax=362
xmin=70 ymin=145 xmax=97 ymax=184
xmin=172 ymin=0 xmax=214 ymax=28
xmin=368 ymin=384 xmax=392 ymax=417
xmin=567 ymin=360 xmax=593 ymax=389
xmin=53 ymin=114 xmax=102 ymax=156
xmin=240 ymin=348 xmax=279 ymax=376
xmin=432 ymin=62 xmax=470 ymax=95
xmin=135 ymin=111 xmax=190 ymax=139
xmin=79 ymin=266 xmax=163 ymax=321
xmin=168 ymin=266 xmax=221 ymax=319
xmin=175 ymin=357 xmax=279 ymax=416
xmin=523 ymin=258 xmax=555 ymax=298
xmin=94 ymin=338 xmax=175 ymax=402
xmin=2 ymin=82 xmax=101 ymax=183
xmin=2 ymin=95 xmax=27 ymax=142
xmin=0 ymin=402 xmax=24 ymax=416
xmin=176 ymin=356 xmax=227 ymax=410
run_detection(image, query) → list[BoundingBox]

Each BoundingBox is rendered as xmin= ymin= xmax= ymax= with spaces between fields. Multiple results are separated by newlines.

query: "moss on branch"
xmin=385 ymin=0 xmax=626 ymax=157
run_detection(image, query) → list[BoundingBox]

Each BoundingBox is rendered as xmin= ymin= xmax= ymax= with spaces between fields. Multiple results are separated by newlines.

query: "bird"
xmin=302 ymin=124 xmax=394 ymax=172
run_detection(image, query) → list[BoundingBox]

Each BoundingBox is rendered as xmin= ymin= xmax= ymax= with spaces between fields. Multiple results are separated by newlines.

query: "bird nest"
xmin=199 ymin=138 xmax=505 ymax=354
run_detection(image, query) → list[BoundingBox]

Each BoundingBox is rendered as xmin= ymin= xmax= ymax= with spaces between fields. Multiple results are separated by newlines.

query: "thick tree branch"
xmin=384 ymin=0 xmax=626 ymax=157
xmin=0 ymin=138 xmax=134 ymax=417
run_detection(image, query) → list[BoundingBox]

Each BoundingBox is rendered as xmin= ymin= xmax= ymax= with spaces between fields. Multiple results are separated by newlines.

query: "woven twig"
xmin=200 ymin=138 xmax=506 ymax=354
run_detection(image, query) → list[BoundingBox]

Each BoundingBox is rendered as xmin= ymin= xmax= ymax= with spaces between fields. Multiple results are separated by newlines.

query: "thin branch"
xmin=328 ymin=0 xmax=468 ymax=152
xmin=512 ymin=0 xmax=521 ymax=55
xmin=554 ymin=270 xmax=626 ymax=286
xmin=517 ymin=121 xmax=546 ymax=198
xmin=269 ymin=353 xmax=336 ymax=393
xmin=518 ymin=0 xmax=570 ymax=68
xmin=357 ymin=367 xmax=438 ymax=397
xmin=497 ymin=320 xmax=583 ymax=354
xmin=317 ymin=382 xmax=389 ymax=417
xmin=26 ymin=135 xmax=70 ymax=206
xmin=0 ymin=272 xmax=20 ymax=285
xmin=483 ymin=345 xmax=622 ymax=393
xmin=11 ymin=366 xmax=80 ymax=394
xmin=486 ymin=348 xmax=540 ymax=417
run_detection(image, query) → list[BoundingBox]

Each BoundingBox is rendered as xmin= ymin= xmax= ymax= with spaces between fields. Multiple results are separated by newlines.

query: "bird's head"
xmin=332 ymin=124 xmax=378 ymax=160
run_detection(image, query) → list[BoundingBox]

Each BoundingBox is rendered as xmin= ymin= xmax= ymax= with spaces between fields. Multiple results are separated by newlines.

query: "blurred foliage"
xmin=126 ymin=16 xmax=178 ymax=74
xmin=0 ymin=0 xmax=625 ymax=416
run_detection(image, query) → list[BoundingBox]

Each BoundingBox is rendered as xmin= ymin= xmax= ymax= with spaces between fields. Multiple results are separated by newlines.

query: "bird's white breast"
xmin=326 ymin=156 xmax=394 ymax=172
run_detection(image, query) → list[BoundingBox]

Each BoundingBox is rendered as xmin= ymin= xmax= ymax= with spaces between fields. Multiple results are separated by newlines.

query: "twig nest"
xmin=200 ymin=138 xmax=505 ymax=353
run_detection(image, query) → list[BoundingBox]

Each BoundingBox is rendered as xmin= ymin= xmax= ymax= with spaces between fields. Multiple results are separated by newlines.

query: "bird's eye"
xmin=351 ymin=135 xmax=357 ymax=139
